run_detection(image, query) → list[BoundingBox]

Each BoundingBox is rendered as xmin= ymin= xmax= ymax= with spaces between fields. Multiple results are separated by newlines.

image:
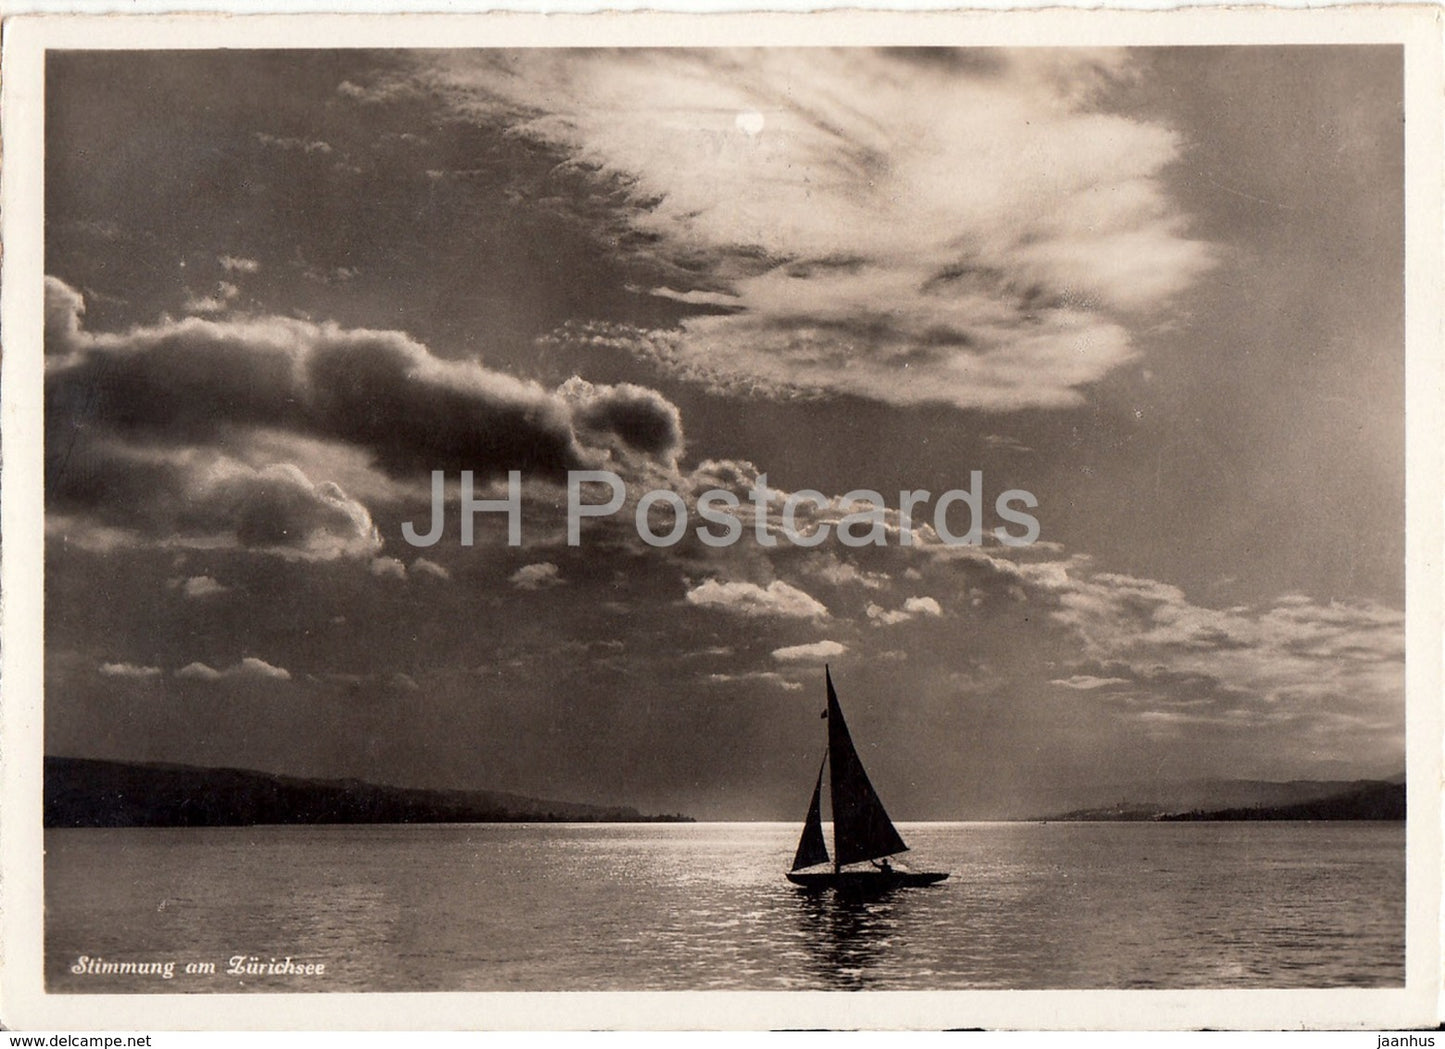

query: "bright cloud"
xmin=866 ymin=603 xmax=911 ymax=626
xmin=1049 ymin=675 xmax=1132 ymax=691
xmin=411 ymin=557 xmax=452 ymax=581
xmin=803 ymin=553 xmax=888 ymax=590
xmin=866 ymin=594 xmax=944 ymax=625
xmin=1031 ymin=563 xmax=1405 ymax=762
xmin=369 ymin=556 xmax=408 ymax=581
xmin=510 ymin=562 xmax=562 ymax=590
xmin=886 ymin=538 xmax=1403 ymax=766
xmin=175 ymin=657 xmax=292 ymax=682
xmin=771 ymin=639 xmax=847 ymax=663
xmin=903 ymin=596 xmax=943 ymax=617
xmin=388 ymin=49 xmax=1214 ymax=410
xmin=684 ymin=578 xmax=828 ymax=620
xmin=176 ymin=575 xmax=230 ymax=599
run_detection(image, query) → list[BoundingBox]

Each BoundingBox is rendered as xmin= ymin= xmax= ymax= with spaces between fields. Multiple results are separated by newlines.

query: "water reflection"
xmin=791 ymin=889 xmax=905 ymax=990
xmin=45 ymin=824 xmax=1404 ymax=992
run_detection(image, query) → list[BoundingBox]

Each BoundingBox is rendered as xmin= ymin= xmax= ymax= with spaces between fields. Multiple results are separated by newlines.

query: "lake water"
xmin=45 ymin=821 xmax=1403 ymax=992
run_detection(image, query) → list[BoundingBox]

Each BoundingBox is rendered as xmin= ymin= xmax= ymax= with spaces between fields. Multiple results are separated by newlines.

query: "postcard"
xmin=1 ymin=8 xmax=1440 ymax=1031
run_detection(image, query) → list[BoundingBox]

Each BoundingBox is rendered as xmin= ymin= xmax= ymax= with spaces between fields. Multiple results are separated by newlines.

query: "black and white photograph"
xmin=2 ymin=9 xmax=1441 ymax=1031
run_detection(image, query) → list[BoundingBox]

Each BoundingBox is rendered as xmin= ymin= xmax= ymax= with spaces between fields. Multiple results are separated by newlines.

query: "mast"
xmin=824 ymin=665 xmax=909 ymax=868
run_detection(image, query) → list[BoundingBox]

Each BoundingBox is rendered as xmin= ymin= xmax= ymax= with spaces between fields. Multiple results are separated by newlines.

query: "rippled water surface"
xmin=46 ymin=821 xmax=1403 ymax=991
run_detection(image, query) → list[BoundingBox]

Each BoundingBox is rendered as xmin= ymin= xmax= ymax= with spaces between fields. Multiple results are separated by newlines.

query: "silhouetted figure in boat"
xmin=872 ymin=858 xmax=893 ymax=874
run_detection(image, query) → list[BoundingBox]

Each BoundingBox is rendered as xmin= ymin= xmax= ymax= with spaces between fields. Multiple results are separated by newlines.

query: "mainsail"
xmin=790 ymin=753 xmax=831 ymax=871
xmin=825 ymin=666 xmax=909 ymax=867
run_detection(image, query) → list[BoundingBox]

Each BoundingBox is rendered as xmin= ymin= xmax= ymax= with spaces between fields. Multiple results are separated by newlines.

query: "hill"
xmin=1042 ymin=776 xmax=1404 ymax=822
xmin=1158 ymin=780 xmax=1404 ymax=822
xmin=44 ymin=756 xmax=693 ymax=827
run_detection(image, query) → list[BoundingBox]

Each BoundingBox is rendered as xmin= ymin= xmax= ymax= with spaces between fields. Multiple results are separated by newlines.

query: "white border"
xmin=1 ymin=9 xmax=1440 ymax=1031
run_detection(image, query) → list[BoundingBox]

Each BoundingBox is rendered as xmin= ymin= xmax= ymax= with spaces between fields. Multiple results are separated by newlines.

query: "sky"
xmin=43 ymin=46 xmax=1405 ymax=819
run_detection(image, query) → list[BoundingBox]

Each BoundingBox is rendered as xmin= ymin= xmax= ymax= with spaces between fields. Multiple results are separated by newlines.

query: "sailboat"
xmin=786 ymin=666 xmax=949 ymax=891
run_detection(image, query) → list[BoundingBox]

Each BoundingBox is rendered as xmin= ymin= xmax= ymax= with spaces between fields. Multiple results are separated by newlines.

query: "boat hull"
xmin=786 ymin=870 xmax=949 ymax=892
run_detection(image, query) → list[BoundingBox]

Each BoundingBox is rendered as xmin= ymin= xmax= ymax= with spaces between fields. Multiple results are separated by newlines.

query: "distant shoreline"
xmin=43 ymin=756 xmax=694 ymax=828
xmin=44 ymin=756 xmax=1402 ymax=828
xmin=1045 ymin=779 xmax=1404 ymax=823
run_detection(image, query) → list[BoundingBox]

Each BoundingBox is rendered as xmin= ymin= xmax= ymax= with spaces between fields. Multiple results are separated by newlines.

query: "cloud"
xmin=46 ymin=279 xmax=686 ymax=481
xmin=231 ymin=657 xmax=293 ymax=681
xmin=664 ymin=457 xmax=946 ymax=552
xmin=45 ymin=280 xmax=579 ymax=478
xmin=183 ymin=281 xmax=239 ymax=315
xmin=866 ymin=603 xmax=911 ymax=626
xmin=866 ymin=595 xmax=943 ymax=625
xmin=688 ymin=645 xmax=736 ymax=658
xmin=771 ymin=639 xmax=847 ymax=663
xmin=178 ymin=575 xmax=229 ymax=599
xmin=684 ymin=578 xmax=828 ymax=620
xmin=44 ymin=279 xmax=689 ymax=558
xmin=254 ymin=132 xmax=333 ymax=155
xmin=983 ymin=434 xmax=1034 ymax=454
xmin=175 ymin=662 xmax=225 ymax=681
xmin=175 ymin=657 xmax=292 ymax=682
xmin=44 ymin=276 xmax=86 ymax=353
xmin=644 ymin=286 xmax=745 ymax=309
xmin=50 ymin=445 xmax=382 ymax=562
xmin=303 ymin=264 xmax=361 ymax=285
xmin=559 ymin=377 xmax=685 ymax=466
xmin=903 ymin=596 xmax=943 ymax=617
xmin=369 ymin=556 xmax=408 ymax=581
xmin=509 ymin=562 xmax=562 ymax=590
xmin=1028 ymin=564 xmax=1404 ymax=757
xmin=411 ymin=557 xmax=451 ymax=581
xmin=870 ymin=541 xmax=1402 ymax=763
xmin=218 ymin=255 xmax=260 ymax=274
xmin=1049 ymin=675 xmax=1132 ymax=691
xmin=803 ymin=553 xmax=887 ymax=590
xmin=389 ymin=49 xmax=1214 ymax=410
xmin=98 ymin=661 xmax=163 ymax=679
xmin=705 ymin=670 xmax=803 ymax=691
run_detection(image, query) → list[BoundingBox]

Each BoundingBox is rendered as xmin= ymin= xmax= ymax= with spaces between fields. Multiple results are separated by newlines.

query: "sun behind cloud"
xmin=380 ymin=48 xmax=1216 ymax=410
